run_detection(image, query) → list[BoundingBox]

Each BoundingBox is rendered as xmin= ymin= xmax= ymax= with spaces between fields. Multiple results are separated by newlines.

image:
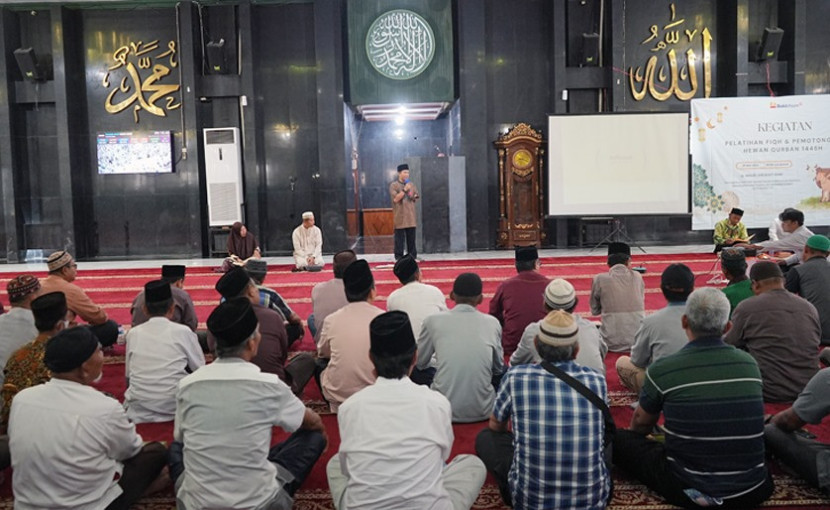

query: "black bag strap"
xmin=540 ymin=361 xmax=617 ymax=441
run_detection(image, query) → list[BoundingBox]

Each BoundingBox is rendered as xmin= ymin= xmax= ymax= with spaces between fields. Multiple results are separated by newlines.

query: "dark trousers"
xmin=765 ymin=423 xmax=830 ymax=494
xmin=475 ymin=428 xmax=515 ymax=506
xmin=90 ymin=320 xmax=120 ymax=347
xmin=614 ymin=429 xmax=774 ymax=509
xmin=169 ymin=429 xmax=325 ymax=497
xmin=394 ymin=227 xmax=416 ymax=260
xmin=410 ymin=367 xmax=436 ymax=386
xmin=105 ymin=442 xmax=168 ymax=510
xmin=285 ymin=352 xmax=316 ymax=396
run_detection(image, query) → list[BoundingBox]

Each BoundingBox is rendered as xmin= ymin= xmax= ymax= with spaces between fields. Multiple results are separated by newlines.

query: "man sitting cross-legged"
xmin=245 ymin=259 xmax=306 ymax=345
xmin=720 ymin=248 xmax=753 ymax=317
xmin=476 ymin=310 xmax=611 ymax=509
xmin=0 ymin=275 xmax=41 ymax=384
xmin=308 ymin=249 xmax=356 ymax=341
xmin=416 ymin=272 xmax=504 ymax=422
xmin=131 ymin=265 xmax=198 ymax=332
xmin=327 ymin=311 xmax=486 ymax=510
xmin=614 ymin=287 xmax=773 ymax=509
xmin=510 ymin=278 xmax=607 ymax=374
xmin=123 ymin=280 xmax=205 ymax=424
xmin=213 ymin=267 xmax=315 ymax=396
xmin=171 ymin=298 xmax=327 ymax=510
xmin=616 ymin=263 xmax=694 ymax=395
xmin=9 ymin=326 xmax=168 ymax=510
xmin=590 ymin=242 xmax=645 ymax=352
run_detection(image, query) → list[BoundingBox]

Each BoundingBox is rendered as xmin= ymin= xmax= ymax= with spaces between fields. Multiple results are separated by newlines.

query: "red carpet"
xmin=1 ymin=253 xmax=828 ymax=509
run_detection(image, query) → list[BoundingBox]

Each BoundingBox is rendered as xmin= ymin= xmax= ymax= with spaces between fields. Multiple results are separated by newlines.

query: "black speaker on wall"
xmin=205 ymin=39 xmax=227 ymax=74
xmin=756 ymin=27 xmax=784 ymax=62
xmin=580 ymin=33 xmax=600 ymax=67
xmin=13 ymin=47 xmax=43 ymax=81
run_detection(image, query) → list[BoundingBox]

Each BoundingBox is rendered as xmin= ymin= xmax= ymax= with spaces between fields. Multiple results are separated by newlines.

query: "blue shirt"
xmin=494 ymin=362 xmax=610 ymax=510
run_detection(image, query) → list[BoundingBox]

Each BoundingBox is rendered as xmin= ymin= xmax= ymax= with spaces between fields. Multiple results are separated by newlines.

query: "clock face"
xmin=366 ymin=10 xmax=435 ymax=80
xmin=512 ymin=149 xmax=533 ymax=169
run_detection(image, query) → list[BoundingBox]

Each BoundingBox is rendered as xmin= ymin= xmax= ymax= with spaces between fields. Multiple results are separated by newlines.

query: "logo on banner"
xmin=366 ymin=10 xmax=435 ymax=80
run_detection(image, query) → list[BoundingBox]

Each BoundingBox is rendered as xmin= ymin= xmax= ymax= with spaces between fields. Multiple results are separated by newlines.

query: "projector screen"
xmin=547 ymin=113 xmax=689 ymax=216
xmin=96 ymin=131 xmax=174 ymax=175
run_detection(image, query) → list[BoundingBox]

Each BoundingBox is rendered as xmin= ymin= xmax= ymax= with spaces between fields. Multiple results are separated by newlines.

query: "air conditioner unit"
xmin=204 ymin=127 xmax=244 ymax=226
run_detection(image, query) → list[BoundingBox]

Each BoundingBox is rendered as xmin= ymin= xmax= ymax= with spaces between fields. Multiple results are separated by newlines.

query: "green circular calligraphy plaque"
xmin=365 ymin=9 xmax=436 ymax=80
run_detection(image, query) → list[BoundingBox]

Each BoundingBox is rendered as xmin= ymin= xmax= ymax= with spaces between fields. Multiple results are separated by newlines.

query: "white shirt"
xmin=510 ymin=315 xmax=607 ymax=374
xmin=9 ymin=379 xmax=144 ymax=510
xmin=0 ymin=307 xmax=37 ymax=385
xmin=124 ymin=317 xmax=205 ymax=423
xmin=386 ymin=281 xmax=448 ymax=339
xmin=337 ymin=377 xmax=454 ymax=510
xmin=174 ymin=358 xmax=306 ymax=510
xmin=758 ymin=224 xmax=814 ymax=264
xmin=292 ymin=224 xmax=323 ymax=267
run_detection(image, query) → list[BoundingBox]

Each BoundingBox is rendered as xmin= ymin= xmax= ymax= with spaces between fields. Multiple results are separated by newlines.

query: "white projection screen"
xmin=547 ymin=113 xmax=689 ymax=216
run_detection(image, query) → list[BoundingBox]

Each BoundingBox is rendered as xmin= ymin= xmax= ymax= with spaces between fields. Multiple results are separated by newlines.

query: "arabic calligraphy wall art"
xmin=366 ymin=10 xmax=436 ymax=80
xmin=102 ymin=39 xmax=182 ymax=123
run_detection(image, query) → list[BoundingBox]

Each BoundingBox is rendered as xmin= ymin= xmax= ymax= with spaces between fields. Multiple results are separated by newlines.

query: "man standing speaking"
xmin=389 ymin=163 xmax=420 ymax=261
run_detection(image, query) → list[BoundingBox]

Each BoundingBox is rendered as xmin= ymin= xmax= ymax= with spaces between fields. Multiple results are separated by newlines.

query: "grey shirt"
xmin=311 ymin=278 xmax=348 ymax=345
xmin=0 ymin=307 xmax=37 ymax=386
xmin=786 ymin=257 xmax=830 ymax=343
xmin=629 ymin=302 xmax=688 ymax=368
xmin=416 ymin=304 xmax=505 ymax=422
xmin=131 ymin=285 xmax=198 ymax=332
xmin=510 ymin=315 xmax=607 ymax=374
xmin=590 ymin=265 xmax=645 ymax=352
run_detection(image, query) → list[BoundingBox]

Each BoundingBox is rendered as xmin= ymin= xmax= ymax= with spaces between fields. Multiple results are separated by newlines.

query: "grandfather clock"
xmin=494 ymin=123 xmax=545 ymax=248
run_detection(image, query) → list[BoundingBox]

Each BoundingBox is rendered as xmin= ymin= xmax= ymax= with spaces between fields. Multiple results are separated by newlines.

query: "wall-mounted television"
xmin=96 ymin=131 xmax=174 ymax=174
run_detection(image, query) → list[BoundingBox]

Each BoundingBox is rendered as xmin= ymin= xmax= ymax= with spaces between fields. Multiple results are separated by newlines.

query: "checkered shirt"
xmin=493 ymin=362 xmax=610 ymax=510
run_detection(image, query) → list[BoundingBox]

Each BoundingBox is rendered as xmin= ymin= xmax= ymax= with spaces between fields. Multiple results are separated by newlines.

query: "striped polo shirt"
xmin=640 ymin=336 xmax=768 ymax=500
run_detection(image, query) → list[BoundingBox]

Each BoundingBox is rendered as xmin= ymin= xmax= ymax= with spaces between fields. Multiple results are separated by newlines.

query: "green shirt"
xmin=722 ymin=279 xmax=753 ymax=317
xmin=713 ymin=218 xmax=748 ymax=245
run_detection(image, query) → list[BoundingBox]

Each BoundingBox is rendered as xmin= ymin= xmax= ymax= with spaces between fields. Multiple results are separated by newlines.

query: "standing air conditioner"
xmin=204 ymin=127 xmax=244 ymax=226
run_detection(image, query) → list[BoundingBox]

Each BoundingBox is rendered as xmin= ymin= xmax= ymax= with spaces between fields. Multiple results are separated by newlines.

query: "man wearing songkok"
xmin=171 ymin=298 xmax=327 ymax=510
xmin=0 ymin=275 xmax=40 ymax=385
xmin=786 ymin=234 xmax=830 ymax=345
xmin=590 ymin=242 xmax=645 ymax=351
xmin=765 ymin=367 xmax=830 ymax=496
xmin=387 ymin=255 xmax=448 ymax=341
xmin=245 ymin=259 xmax=306 ymax=344
xmin=417 ymin=273 xmax=504 ymax=422
xmin=489 ymin=246 xmax=551 ymax=357
xmin=292 ymin=211 xmax=324 ymax=272
xmin=9 ymin=326 xmax=167 ymax=509
xmin=616 ymin=264 xmax=694 ymax=394
xmin=390 ymin=163 xmax=420 ymax=260
xmin=213 ymin=267 xmax=314 ymax=396
xmin=308 ymin=249 xmax=356 ymax=341
xmin=1 ymin=291 xmax=67 ymax=432
xmin=131 ymin=264 xmax=198 ymax=331
xmin=713 ymin=207 xmax=748 ymax=250
xmin=511 ymin=278 xmax=607 ymax=374
xmin=319 ymin=259 xmax=384 ymax=411
xmin=614 ymin=287 xmax=773 ymax=509
xmin=476 ymin=310 xmax=610 ymax=509
xmin=327 ymin=311 xmax=486 ymax=510
xmin=720 ymin=248 xmax=753 ymax=316
xmin=40 ymin=250 xmax=120 ymax=346
xmin=124 ymin=280 xmax=205 ymax=424
xmin=725 ymin=261 xmax=820 ymax=402
xmin=738 ymin=208 xmax=814 ymax=266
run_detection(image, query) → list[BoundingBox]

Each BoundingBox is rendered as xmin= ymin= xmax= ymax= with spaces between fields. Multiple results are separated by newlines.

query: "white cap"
xmin=302 ymin=211 xmax=314 ymax=220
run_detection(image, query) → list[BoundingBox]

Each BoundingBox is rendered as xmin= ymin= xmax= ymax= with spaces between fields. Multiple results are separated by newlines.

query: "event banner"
xmin=690 ymin=95 xmax=830 ymax=230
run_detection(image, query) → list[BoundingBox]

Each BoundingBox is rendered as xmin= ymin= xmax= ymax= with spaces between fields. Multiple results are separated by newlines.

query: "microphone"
xmin=404 ymin=178 xmax=410 ymax=184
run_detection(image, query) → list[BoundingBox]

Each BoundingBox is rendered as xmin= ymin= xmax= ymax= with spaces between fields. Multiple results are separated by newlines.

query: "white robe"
xmin=292 ymin=224 xmax=324 ymax=268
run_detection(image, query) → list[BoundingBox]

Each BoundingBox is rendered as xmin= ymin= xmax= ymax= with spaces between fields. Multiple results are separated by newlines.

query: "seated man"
xmin=713 ymin=207 xmax=749 ymax=251
xmin=617 ymin=264 xmax=694 ymax=395
xmin=590 ymin=242 xmax=645 ymax=352
xmin=765 ymin=367 xmax=830 ymax=496
xmin=720 ymin=248 xmax=753 ymax=317
xmin=124 ymin=280 xmax=205 ymax=423
xmin=786 ymin=235 xmax=830 ymax=345
xmin=40 ymin=250 xmax=119 ymax=347
xmin=476 ymin=310 xmax=611 ymax=509
xmin=318 ymin=260 xmax=384 ymax=411
xmin=292 ymin=211 xmax=324 ymax=272
xmin=171 ymin=298 xmax=327 ymax=510
xmin=213 ymin=267 xmax=314 ymax=396
xmin=245 ymin=259 xmax=305 ymax=344
xmin=386 ymin=255 xmax=448 ymax=340
xmin=725 ymin=261 xmax=820 ymax=402
xmin=739 ymin=208 xmax=814 ymax=266
xmin=327 ymin=311 xmax=486 ymax=509
xmin=511 ymin=278 xmax=606 ymax=374
xmin=131 ymin=265 xmax=198 ymax=332
xmin=489 ymin=246 xmax=550 ymax=357
xmin=614 ymin=287 xmax=773 ymax=509
xmin=309 ymin=249 xmax=356 ymax=341
xmin=0 ymin=275 xmax=41 ymax=385
xmin=9 ymin=326 xmax=167 ymax=509
xmin=1 ymin=291 xmax=67 ymax=432
xmin=417 ymin=273 xmax=504 ymax=422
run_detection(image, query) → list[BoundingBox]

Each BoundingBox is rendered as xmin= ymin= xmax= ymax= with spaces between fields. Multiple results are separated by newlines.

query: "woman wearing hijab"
xmin=222 ymin=222 xmax=261 ymax=272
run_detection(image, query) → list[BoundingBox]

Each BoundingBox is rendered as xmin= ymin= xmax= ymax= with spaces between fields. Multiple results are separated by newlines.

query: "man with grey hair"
xmin=614 ymin=287 xmax=773 ymax=509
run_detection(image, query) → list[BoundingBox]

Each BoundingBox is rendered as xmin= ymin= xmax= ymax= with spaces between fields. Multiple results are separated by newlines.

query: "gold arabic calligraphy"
xmin=629 ymin=3 xmax=712 ymax=102
xmin=103 ymin=40 xmax=181 ymax=123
